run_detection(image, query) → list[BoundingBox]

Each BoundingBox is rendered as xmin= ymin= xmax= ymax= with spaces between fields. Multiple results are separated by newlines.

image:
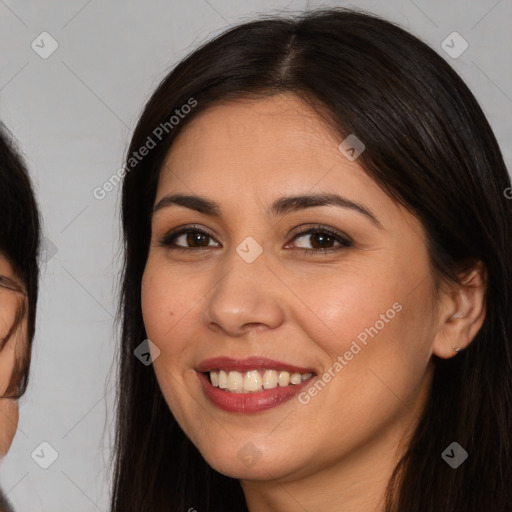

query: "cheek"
xmin=292 ymin=264 xmax=403 ymax=355
xmin=0 ymin=399 xmax=18 ymax=457
xmin=291 ymin=262 xmax=432 ymax=402
xmin=141 ymin=263 xmax=188 ymax=342
xmin=141 ymin=262 xmax=207 ymax=373
xmin=0 ymin=296 xmax=18 ymax=339
xmin=140 ymin=263 xmax=224 ymax=449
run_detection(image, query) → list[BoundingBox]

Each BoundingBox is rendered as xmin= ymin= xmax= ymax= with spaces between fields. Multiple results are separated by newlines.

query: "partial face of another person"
xmin=0 ymin=254 xmax=26 ymax=458
xmin=141 ymin=94 xmax=480 ymax=482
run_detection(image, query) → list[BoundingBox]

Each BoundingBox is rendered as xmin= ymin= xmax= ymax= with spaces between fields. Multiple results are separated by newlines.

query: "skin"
xmin=141 ymin=93 xmax=486 ymax=512
xmin=0 ymin=254 xmax=26 ymax=459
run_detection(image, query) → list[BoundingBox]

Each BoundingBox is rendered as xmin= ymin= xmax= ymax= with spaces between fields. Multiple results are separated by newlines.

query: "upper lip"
xmin=197 ymin=356 xmax=316 ymax=374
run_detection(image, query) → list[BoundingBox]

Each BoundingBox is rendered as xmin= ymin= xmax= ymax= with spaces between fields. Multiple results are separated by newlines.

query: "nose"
xmin=201 ymin=249 xmax=286 ymax=337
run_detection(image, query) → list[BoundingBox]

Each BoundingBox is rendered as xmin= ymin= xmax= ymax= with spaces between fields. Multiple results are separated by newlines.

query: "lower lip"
xmin=197 ymin=371 xmax=315 ymax=414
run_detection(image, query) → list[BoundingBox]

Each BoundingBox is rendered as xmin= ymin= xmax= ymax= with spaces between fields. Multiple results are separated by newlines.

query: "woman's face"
xmin=0 ymin=254 xmax=25 ymax=458
xmin=141 ymin=94 xmax=450 ymax=482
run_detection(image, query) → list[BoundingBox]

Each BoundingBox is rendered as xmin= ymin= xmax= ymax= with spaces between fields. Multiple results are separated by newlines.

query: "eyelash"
xmin=159 ymin=224 xmax=353 ymax=256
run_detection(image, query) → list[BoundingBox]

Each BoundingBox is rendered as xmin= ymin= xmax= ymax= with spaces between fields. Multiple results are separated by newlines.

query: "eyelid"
xmin=289 ymin=223 xmax=353 ymax=243
xmin=159 ymin=222 xmax=353 ymax=253
xmin=159 ymin=224 xmax=218 ymax=248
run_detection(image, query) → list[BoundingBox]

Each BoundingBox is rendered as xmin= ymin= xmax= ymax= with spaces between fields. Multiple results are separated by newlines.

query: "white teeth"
xmin=218 ymin=370 xmax=228 ymax=389
xmin=208 ymin=369 xmax=313 ymax=393
xmin=278 ymin=371 xmax=290 ymax=386
xmin=290 ymin=372 xmax=302 ymax=385
xmin=262 ymin=370 xmax=278 ymax=389
xmin=227 ymin=371 xmax=244 ymax=393
xmin=243 ymin=370 xmax=262 ymax=392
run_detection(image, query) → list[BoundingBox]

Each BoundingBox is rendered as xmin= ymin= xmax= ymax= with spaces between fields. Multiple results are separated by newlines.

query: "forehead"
xmin=158 ymin=94 xmax=380 ymax=200
xmin=0 ymin=253 xmax=14 ymax=276
xmin=184 ymin=93 xmax=331 ymax=139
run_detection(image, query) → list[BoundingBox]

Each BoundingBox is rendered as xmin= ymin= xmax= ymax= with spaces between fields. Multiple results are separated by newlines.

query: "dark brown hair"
xmin=112 ymin=7 xmax=512 ymax=511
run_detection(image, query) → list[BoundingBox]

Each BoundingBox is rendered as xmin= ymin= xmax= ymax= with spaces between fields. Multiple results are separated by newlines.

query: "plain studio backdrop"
xmin=0 ymin=0 xmax=511 ymax=510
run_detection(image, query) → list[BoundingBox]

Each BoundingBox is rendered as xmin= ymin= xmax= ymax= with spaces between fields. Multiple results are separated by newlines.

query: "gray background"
xmin=0 ymin=0 xmax=510 ymax=510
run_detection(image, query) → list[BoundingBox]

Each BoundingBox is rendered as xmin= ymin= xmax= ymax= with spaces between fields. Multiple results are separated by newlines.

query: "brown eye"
xmin=159 ymin=224 xmax=353 ymax=255
xmin=288 ymin=226 xmax=353 ymax=255
xmin=160 ymin=225 xmax=219 ymax=250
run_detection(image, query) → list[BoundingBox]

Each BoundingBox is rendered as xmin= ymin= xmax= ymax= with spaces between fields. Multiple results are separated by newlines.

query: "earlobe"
xmin=432 ymin=261 xmax=487 ymax=359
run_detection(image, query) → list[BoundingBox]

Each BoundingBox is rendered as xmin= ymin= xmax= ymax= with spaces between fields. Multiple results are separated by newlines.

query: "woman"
xmin=0 ymin=125 xmax=41 ymax=512
xmin=111 ymin=8 xmax=512 ymax=511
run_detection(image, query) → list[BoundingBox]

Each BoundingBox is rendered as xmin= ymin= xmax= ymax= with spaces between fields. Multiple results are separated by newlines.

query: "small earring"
xmin=453 ymin=347 xmax=461 ymax=354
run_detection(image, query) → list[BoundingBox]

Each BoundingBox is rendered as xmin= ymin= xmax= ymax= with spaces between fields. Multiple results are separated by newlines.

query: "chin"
xmin=209 ymin=459 xmax=285 ymax=481
xmin=199 ymin=443 xmax=300 ymax=482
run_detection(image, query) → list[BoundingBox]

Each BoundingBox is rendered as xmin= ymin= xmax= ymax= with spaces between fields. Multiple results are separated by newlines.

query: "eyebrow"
xmin=153 ymin=192 xmax=383 ymax=229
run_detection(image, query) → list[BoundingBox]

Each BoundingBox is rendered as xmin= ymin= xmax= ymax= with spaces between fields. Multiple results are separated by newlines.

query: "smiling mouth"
xmin=205 ymin=369 xmax=314 ymax=393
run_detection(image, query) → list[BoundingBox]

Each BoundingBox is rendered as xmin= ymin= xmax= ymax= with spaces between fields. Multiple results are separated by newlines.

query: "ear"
xmin=432 ymin=260 xmax=487 ymax=359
